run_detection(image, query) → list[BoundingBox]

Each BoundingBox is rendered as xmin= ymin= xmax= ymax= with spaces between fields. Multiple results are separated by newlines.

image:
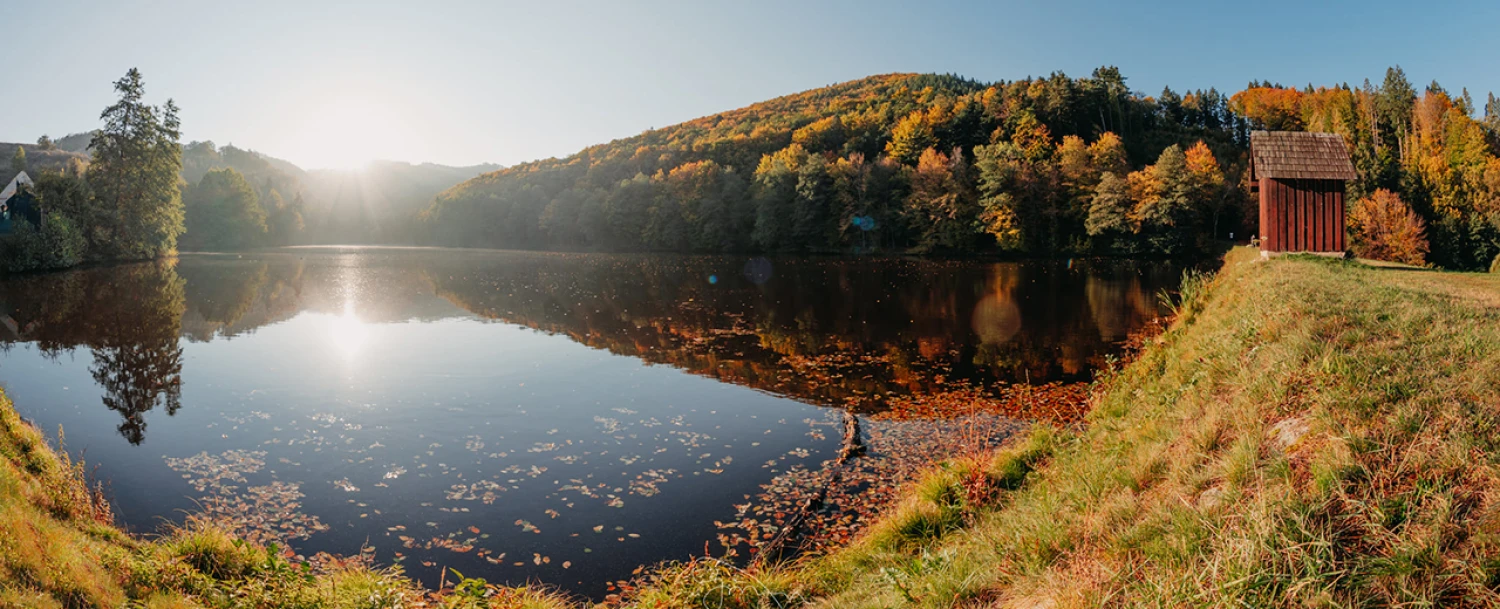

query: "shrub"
xmin=1347 ymin=189 xmax=1429 ymax=265
xmin=2 ymin=214 xmax=85 ymax=272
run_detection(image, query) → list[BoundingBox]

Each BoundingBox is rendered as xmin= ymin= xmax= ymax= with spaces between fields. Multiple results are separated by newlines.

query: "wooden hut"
xmin=1249 ymin=131 xmax=1357 ymax=254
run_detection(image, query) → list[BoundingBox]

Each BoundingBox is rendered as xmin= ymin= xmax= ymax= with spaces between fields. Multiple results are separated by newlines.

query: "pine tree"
xmin=1085 ymin=171 xmax=1132 ymax=241
xmin=88 ymin=68 xmax=184 ymax=259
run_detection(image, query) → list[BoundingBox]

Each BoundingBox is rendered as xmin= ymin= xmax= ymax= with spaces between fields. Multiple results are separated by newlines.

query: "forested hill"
xmin=419 ymin=70 xmax=1251 ymax=256
xmin=421 ymin=68 xmax=1500 ymax=270
xmin=180 ymin=142 xmax=498 ymax=245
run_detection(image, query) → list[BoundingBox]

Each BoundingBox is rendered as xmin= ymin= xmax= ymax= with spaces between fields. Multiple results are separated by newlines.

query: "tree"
xmin=1085 ymin=171 xmax=1132 ymax=242
xmin=265 ymin=189 xmax=305 ymax=245
xmin=88 ymin=68 xmax=184 ymax=260
xmin=1348 ymin=189 xmax=1429 ymax=265
xmin=36 ymin=135 xmax=57 ymax=151
xmin=1377 ymin=66 xmax=1416 ymax=153
xmin=182 ymin=167 xmax=267 ymax=250
xmin=752 ymin=147 xmax=802 ymax=251
xmin=1088 ymin=132 xmax=1128 ymax=176
xmin=886 ymin=110 xmax=937 ymax=165
xmin=1 ymin=213 xmax=85 ymax=272
xmin=792 ymin=154 xmax=834 ymax=249
xmin=10 ymin=145 xmax=26 ymax=176
xmin=1184 ymin=141 xmax=1227 ymax=237
xmin=906 ymin=147 xmax=977 ymax=252
xmin=1128 ymin=144 xmax=1197 ymax=253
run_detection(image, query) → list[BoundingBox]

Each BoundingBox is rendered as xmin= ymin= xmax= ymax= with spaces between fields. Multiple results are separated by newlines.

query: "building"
xmin=0 ymin=170 xmax=36 ymax=235
xmin=1249 ymin=131 xmax=1357 ymax=255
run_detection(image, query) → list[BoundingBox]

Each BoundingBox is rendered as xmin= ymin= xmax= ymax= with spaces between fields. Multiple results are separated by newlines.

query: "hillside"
xmin=0 ymin=143 xmax=89 ymax=186
xmin=180 ymin=142 xmax=497 ymax=245
xmin=301 ymin=160 xmax=499 ymax=244
xmin=423 ymin=68 xmax=1500 ymax=270
xmin=420 ymin=70 xmax=1249 ymax=255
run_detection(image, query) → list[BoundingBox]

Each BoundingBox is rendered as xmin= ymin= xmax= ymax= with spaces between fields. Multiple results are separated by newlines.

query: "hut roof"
xmin=0 ymin=171 xmax=31 ymax=201
xmin=1250 ymin=131 xmax=1357 ymax=181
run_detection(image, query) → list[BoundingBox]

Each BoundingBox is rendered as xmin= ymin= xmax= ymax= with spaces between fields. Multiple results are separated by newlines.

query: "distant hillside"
xmin=179 ymin=141 xmax=496 ymax=244
xmin=0 ymin=143 xmax=89 ymax=186
xmin=420 ymin=71 xmax=1248 ymax=255
xmin=302 ymin=160 xmax=498 ymax=244
xmin=7 ymin=135 xmax=490 ymax=246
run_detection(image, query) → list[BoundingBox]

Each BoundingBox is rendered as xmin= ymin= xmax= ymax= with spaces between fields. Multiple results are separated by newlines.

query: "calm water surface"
xmin=0 ymin=248 xmax=1179 ymax=596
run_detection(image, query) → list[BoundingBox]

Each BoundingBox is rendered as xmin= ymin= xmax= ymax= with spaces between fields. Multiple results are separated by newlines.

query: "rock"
xmin=1269 ymin=417 xmax=1310 ymax=451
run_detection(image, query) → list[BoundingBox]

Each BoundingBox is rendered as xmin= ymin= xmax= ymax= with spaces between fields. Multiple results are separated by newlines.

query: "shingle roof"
xmin=1250 ymin=131 xmax=1357 ymax=181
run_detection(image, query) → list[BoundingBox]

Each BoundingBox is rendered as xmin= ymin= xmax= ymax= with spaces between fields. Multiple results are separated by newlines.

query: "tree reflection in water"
xmin=0 ymin=250 xmax=1189 ymax=442
xmin=0 ymin=262 xmax=186 ymax=444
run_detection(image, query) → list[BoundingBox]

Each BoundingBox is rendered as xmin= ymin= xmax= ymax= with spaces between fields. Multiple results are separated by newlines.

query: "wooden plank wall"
xmin=1258 ymin=178 xmax=1345 ymax=253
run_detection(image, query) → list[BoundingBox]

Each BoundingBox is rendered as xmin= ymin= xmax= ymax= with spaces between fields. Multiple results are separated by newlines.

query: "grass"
xmin=771 ymin=248 xmax=1500 ymax=608
xmin=6 ymin=246 xmax=1500 ymax=607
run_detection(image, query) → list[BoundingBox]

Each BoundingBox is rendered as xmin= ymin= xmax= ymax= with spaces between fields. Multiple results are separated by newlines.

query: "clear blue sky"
xmin=6 ymin=0 xmax=1497 ymax=169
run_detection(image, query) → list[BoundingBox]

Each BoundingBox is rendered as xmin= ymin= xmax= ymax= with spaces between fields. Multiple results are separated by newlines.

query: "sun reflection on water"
xmin=327 ymin=301 xmax=368 ymax=363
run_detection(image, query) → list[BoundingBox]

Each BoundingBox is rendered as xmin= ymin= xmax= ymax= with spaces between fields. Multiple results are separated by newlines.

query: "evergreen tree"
xmin=88 ymin=68 xmax=184 ymax=259
xmin=1085 ymin=171 xmax=1132 ymax=241
xmin=1377 ymin=66 xmax=1416 ymax=153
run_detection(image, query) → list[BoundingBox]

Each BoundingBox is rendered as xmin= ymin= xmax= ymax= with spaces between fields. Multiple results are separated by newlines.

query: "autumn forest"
xmin=419 ymin=68 xmax=1500 ymax=270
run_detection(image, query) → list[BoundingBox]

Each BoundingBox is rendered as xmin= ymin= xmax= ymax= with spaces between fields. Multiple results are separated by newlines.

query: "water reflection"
xmin=0 ymin=249 xmax=1186 ymax=596
xmin=0 ymin=250 xmax=1180 ymax=444
xmin=1 ymin=263 xmax=185 ymax=444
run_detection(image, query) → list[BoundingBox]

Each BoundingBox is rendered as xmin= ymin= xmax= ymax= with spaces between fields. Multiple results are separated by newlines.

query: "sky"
xmin=5 ymin=0 xmax=1498 ymax=170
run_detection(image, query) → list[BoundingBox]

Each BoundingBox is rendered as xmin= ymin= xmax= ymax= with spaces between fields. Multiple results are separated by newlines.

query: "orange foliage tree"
xmin=1229 ymin=87 xmax=1305 ymax=131
xmin=1348 ymin=189 xmax=1429 ymax=265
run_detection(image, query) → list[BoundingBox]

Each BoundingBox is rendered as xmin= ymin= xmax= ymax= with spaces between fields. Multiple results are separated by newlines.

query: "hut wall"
xmin=1258 ymin=178 xmax=1345 ymax=253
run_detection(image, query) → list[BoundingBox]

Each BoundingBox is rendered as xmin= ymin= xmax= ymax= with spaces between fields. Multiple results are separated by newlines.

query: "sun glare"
xmin=327 ymin=301 xmax=369 ymax=362
xmin=288 ymin=96 xmax=411 ymax=170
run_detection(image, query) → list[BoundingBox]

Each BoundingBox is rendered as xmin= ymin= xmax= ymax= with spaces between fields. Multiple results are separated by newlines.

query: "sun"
xmin=287 ymin=96 xmax=412 ymax=170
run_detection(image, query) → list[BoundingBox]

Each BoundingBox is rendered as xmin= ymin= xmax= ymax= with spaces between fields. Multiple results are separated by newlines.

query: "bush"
xmin=2 ymin=214 xmax=85 ymax=272
xmin=1491 ymin=252 xmax=1500 ymax=274
xmin=1347 ymin=189 xmax=1429 ymax=265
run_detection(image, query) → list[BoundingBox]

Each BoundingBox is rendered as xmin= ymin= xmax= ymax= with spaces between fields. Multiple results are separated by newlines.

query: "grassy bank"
xmin=6 ymin=246 xmax=1500 ymax=607
xmin=0 ymin=388 xmax=545 ymax=609
xmin=756 ymin=247 xmax=1500 ymax=608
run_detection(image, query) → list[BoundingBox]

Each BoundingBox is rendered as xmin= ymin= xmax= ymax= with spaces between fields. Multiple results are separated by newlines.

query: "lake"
xmin=0 ymin=247 xmax=1180 ymax=597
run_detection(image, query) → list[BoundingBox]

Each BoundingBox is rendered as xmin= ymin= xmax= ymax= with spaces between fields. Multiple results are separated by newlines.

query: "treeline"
xmin=2 ymin=69 xmax=184 ymax=272
xmin=421 ymin=68 xmax=1500 ymax=269
xmin=179 ymin=166 xmax=304 ymax=250
xmin=421 ymin=70 xmax=1249 ymax=257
